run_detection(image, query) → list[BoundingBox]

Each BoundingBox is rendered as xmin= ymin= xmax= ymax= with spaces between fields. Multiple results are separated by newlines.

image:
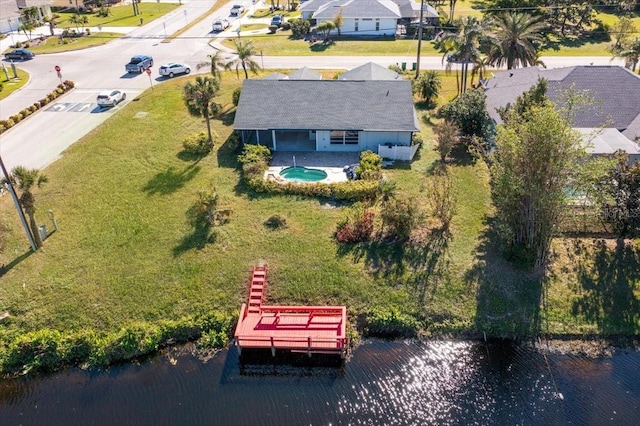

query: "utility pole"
xmin=0 ymin=155 xmax=37 ymax=252
xmin=415 ymin=0 xmax=425 ymax=79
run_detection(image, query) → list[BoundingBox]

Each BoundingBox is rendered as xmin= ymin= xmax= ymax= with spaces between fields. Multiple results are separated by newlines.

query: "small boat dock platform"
xmin=234 ymin=265 xmax=347 ymax=358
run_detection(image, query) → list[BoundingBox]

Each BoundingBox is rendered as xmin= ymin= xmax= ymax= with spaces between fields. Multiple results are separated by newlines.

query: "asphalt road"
xmin=0 ymin=0 xmax=627 ymax=171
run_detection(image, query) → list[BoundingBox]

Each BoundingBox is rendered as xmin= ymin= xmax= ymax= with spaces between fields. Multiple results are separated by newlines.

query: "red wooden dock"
xmin=234 ymin=266 xmax=347 ymax=357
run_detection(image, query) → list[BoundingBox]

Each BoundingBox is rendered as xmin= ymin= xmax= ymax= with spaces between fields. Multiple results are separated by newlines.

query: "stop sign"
xmin=54 ymin=65 xmax=61 ymax=72
xmin=145 ymin=68 xmax=152 ymax=75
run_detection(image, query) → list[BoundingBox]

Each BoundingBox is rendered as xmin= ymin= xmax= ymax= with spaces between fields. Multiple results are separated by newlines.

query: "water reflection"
xmin=0 ymin=340 xmax=638 ymax=425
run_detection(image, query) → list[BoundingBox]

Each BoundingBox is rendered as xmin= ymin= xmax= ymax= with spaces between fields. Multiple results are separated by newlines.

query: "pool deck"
xmin=266 ymin=151 xmax=360 ymax=184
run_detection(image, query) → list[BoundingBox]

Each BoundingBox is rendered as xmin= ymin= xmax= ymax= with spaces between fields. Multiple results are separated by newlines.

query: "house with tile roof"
xmin=234 ymin=79 xmax=420 ymax=158
xmin=483 ymin=66 xmax=640 ymax=162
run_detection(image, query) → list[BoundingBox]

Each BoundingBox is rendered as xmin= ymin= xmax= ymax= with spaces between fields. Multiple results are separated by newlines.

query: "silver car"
xmin=96 ymin=90 xmax=126 ymax=107
xmin=158 ymin=63 xmax=191 ymax=78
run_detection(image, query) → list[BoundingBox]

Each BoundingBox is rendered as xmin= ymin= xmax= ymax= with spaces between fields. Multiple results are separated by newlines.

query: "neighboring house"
xmin=288 ymin=66 xmax=323 ymax=80
xmin=300 ymin=0 xmax=437 ymax=25
xmin=305 ymin=0 xmax=402 ymax=36
xmin=483 ymin=66 xmax=640 ymax=159
xmin=339 ymin=61 xmax=401 ymax=80
xmin=0 ymin=0 xmax=52 ymax=34
xmin=234 ymin=79 xmax=420 ymax=159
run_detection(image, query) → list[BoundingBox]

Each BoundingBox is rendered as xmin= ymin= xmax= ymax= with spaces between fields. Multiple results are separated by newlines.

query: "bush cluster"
xmin=0 ymin=80 xmax=75 ymax=134
xmin=364 ymin=308 xmax=420 ymax=338
xmin=182 ymin=131 xmax=214 ymax=155
xmin=289 ymin=19 xmax=310 ymax=38
xmin=0 ymin=311 xmax=232 ymax=375
xmin=355 ymin=150 xmax=382 ymax=180
xmin=335 ymin=207 xmax=375 ymax=243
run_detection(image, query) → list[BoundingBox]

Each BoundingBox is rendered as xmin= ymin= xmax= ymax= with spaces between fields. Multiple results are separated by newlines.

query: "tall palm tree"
xmin=614 ymin=37 xmax=640 ymax=72
xmin=488 ymin=12 xmax=546 ymax=70
xmin=8 ymin=166 xmax=48 ymax=248
xmin=228 ymin=40 xmax=261 ymax=79
xmin=197 ymin=50 xmax=228 ymax=81
xmin=470 ymin=55 xmax=491 ymax=87
xmin=440 ymin=17 xmax=490 ymax=94
xmin=183 ymin=76 xmax=221 ymax=144
xmin=415 ymin=70 xmax=441 ymax=106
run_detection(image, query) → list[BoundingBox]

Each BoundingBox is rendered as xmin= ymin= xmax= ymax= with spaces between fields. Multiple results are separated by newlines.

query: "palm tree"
xmin=228 ymin=40 xmax=261 ymax=79
xmin=448 ymin=0 xmax=458 ymax=24
xmin=415 ymin=70 xmax=441 ymax=106
xmin=183 ymin=76 xmax=221 ymax=145
xmin=197 ymin=50 xmax=228 ymax=80
xmin=470 ymin=55 xmax=491 ymax=87
xmin=44 ymin=13 xmax=60 ymax=37
xmin=440 ymin=17 xmax=490 ymax=94
xmin=487 ymin=12 xmax=546 ymax=70
xmin=614 ymin=37 xmax=640 ymax=72
xmin=8 ymin=166 xmax=48 ymax=248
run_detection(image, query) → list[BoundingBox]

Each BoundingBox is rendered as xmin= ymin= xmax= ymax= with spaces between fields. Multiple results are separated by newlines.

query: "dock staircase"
xmin=247 ymin=265 xmax=267 ymax=315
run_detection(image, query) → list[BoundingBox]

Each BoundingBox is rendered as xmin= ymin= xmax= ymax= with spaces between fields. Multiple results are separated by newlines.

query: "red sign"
xmin=145 ymin=68 xmax=152 ymax=75
xmin=54 ymin=65 xmax=61 ymax=72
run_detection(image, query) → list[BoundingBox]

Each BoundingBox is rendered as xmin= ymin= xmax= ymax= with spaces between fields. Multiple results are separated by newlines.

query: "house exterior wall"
xmin=317 ymin=17 xmax=398 ymax=36
xmin=315 ymin=130 xmax=411 ymax=152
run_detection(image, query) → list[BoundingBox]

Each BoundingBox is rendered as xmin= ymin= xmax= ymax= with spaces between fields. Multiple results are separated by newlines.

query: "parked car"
xmin=97 ymin=90 xmax=126 ymax=107
xmin=3 ymin=48 xmax=35 ymax=60
xmin=212 ymin=18 xmax=230 ymax=32
xmin=270 ymin=15 xmax=284 ymax=27
xmin=125 ymin=55 xmax=153 ymax=73
xmin=230 ymin=4 xmax=245 ymax=16
xmin=158 ymin=62 xmax=191 ymax=78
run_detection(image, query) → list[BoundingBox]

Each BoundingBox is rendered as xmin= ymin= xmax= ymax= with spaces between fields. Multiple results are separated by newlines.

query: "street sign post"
xmin=54 ymin=65 xmax=62 ymax=83
xmin=146 ymin=67 xmax=154 ymax=91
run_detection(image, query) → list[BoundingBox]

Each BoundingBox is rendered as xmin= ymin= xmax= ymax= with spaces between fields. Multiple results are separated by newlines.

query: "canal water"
xmin=0 ymin=339 xmax=638 ymax=425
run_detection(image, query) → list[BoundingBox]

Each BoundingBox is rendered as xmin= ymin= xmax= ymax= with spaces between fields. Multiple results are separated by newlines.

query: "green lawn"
xmin=0 ymin=68 xmax=29 ymax=100
xmin=0 ymin=69 xmax=637 ymax=362
xmin=25 ymin=32 xmax=122 ymax=54
xmin=57 ymin=3 xmax=180 ymax=29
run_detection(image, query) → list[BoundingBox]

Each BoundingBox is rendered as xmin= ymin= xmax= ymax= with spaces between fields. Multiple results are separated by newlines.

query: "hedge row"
xmin=0 ymin=311 xmax=232 ymax=376
xmin=0 ymin=80 xmax=75 ymax=135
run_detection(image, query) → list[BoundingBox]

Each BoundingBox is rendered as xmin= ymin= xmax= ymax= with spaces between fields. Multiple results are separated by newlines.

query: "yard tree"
xmin=183 ymin=76 xmax=221 ymax=145
xmin=490 ymin=101 xmax=585 ymax=269
xmin=470 ymin=55 xmax=491 ymax=87
xmin=613 ymin=37 xmax=640 ymax=72
xmin=6 ymin=166 xmax=48 ymax=249
xmin=434 ymin=120 xmax=459 ymax=162
xmin=333 ymin=10 xmax=344 ymax=36
xmin=197 ymin=51 xmax=228 ymax=81
xmin=596 ymin=152 xmax=640 ymax=237
xmin=610 ymin=16 xmax=637 ymax=49
xmin=437 ymin=88 xmax=491 ymax=140
xmin=228 ymin=40 xmax=261 ymax=79
xmin=488 ymin=12 xmax=546 ymax=70
xmin=414 ymin=70 xmax=441 ymax=107
xmin=315 ymin=21 xmax=336 ymax=41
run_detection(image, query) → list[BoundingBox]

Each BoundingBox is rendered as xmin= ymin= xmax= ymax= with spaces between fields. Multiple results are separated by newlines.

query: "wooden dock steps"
xmin=246 ymin=265 xmax=268 ymax=315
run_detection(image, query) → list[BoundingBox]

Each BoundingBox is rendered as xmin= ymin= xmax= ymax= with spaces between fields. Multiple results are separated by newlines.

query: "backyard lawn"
xmin=0 ymin=69 xmax=638 ymax=369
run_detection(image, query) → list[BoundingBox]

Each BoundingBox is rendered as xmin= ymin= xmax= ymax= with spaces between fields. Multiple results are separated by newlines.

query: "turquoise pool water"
xmin=279 ymin=167 xmax=328 ymax=183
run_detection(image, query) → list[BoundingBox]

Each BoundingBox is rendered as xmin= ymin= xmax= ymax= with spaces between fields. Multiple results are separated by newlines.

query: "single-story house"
xmin=339 ymin=61 xmax=402 ymax=80
xmin=483 ymin=66 xmax=640 ymax=160
xmin=234 ymin=79 xmax=420 ymax=159
xmin=300 ymin=0 xmax=438 ymax=25
xmin=313 ymin=0 xmax=401 ymax=36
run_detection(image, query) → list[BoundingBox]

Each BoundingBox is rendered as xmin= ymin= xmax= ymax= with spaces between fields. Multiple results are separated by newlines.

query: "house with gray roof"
xmin=234 ymin=79 xmax=420 ymax=158
xmin=484 ymin=66 xmax=640 ymax=160
xmin=302 ymin=0 xmax=401 ymax=36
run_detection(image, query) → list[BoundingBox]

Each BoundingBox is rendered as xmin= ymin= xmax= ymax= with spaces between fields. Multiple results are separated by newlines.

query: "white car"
xmin=230 ymin=4 xmax=244 ymax=16
xmin=158 ymin=63 xmax=191 ymax=78
xmin=213 ymin=18 xmax=230 ymax=32
xmin=97 ymin=90 xmax=126 ymax=107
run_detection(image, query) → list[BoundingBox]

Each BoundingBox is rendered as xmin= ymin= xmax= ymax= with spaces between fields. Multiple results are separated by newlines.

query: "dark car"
xmin=270 ymin=15 xmax=284 ymax=27
xmin=4 ymin=48 xmax=35 ymax=60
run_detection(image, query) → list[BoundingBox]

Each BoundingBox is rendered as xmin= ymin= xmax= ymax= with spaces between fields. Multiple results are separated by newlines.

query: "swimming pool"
xmin=279 ymin=167 xmax=328 ymax=183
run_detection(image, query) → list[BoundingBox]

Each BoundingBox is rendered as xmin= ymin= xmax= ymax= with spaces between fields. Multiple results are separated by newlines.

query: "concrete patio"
xmin=266 ymin=151 xmax=360 ymax=184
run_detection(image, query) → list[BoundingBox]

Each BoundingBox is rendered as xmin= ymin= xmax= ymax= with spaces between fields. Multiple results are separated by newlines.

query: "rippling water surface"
xmin=0 ymin=340 xmax=638 ymax=425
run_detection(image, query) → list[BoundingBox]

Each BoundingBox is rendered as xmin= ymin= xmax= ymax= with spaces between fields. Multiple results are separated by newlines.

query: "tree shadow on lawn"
xmin=142 ymin=163 xmax=201 ymax=196
xmin=337 ymin=227 xmax=452 ymax=305
xmin=572 ymin=238 xmax=640 ymax=335
xmin=173 ymin=213 xmax=218 ymax=256
xmin=466 ymin=216 xmax=545 ymax=338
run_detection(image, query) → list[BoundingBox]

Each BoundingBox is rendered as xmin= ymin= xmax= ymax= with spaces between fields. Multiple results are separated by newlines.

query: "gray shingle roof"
xmin=576 ymin=128 xmax=640 ymax=155
xmin=314 ymin=0 xmax=401 ymax=19
xmin=234 ymin=79 xmax=419 ymax=132
xmin=484 ymin=66 xmax=640 ymax=141
xmin=339 ymin=62 xmax=401 ymax=80
xmin=288 ymin=67 xmax=323 ymax=80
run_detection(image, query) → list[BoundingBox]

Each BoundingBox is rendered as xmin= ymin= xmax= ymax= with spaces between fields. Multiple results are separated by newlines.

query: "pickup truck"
xmin=125 ymin=55 xmax=154 ymax=73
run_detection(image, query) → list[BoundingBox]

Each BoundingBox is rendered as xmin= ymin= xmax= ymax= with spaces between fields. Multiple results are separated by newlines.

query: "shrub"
xmin=63 ymin=80 xmax=75 ymax=89
xmin=39 ymin=98 xmax=48 ymax=107
xmin=335 ymin=206 xmax=375 ymax=243
xmin=10 ymin=114 xmax=21 ymax=123
xmin=268 ymin=24 xmax=278 ymax=34
xmin=182 ymin=131 xmax=214 ymax=155
xmin=238 ymin=143 xmax=272 ymax=166
xmin=365 ymin=308 xmax=419 ymax=338
xmin=380 ymin=195 xmax=422 ymax=241
xmin=242 ymin=161 xmax=268 ymax=179
xmin=264 ymin=214 xmax=288 ymax=229
xmin=281 ymin=21 xmax=291 ymax=31
xmin=437 ymin=88 xmax=491 ymax=139
xmin=2 ymin=119 xmax=15 ymax=129
xmin=356 ymin=150 xmax=382 ymax=180
xmin=55 ymin=87 xmax=64 ymax=94
xmin=32 ymin=102 xmax=41 ymax=110
xmin=232 ymin=87 xmax=241 ymax=107
xmin=290 ymin=18 xmax=311 ymax=38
